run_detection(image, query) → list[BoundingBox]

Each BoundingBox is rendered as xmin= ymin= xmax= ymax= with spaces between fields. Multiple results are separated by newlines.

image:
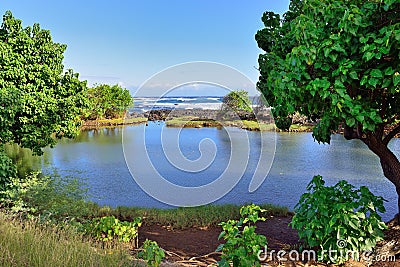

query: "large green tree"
xmin=256 ymin=0 xmax=400 ymax=220
xmin=222 ymin=90 xmax=253 ymax=113
xmin=86 ymin=84 xmax=133 ymax=120
xmin=0 ymin=11 xmax=88 ymax=155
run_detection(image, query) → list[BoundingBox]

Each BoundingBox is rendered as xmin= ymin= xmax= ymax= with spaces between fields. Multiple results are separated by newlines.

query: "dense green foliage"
xmin=0 ymin=11 xmax=88 ymax=155
xmin=256 ymin=0 xmax=400 ymax=219
xmin=256 ymin=0 xmax=399 ymax=141
xmin=86 ymin=215 xmax=142 ymax=245
xmin=216 ymin=204 xmax=267 ymax=267
xmin=0 ymin=150 xmax=16 ymax=191
xmin=137 ymin=239 xmax=165 ymax=267
xmin=86 ymin=83 xmax=133 ymax=120
xmin=291 ymin=176 xmax=387 ymax=264
xmin=222 ymin=90 xmax=253 ymax=113
xmin=0 ymin=172 xmax=89 ymax=220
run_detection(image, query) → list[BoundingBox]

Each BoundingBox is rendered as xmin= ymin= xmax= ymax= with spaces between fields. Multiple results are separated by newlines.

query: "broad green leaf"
xmin=368 ymin=78 xmax=379 ymax=88
xmin=370 ymin=69 xmax=383 ymax=78
xmin=349 ymin=71 xmax=358 ymax=80
xmin=346 ymin=117 xmax=356 ymax=127
xmin=394 ymin=73 xmax=400 ymax=86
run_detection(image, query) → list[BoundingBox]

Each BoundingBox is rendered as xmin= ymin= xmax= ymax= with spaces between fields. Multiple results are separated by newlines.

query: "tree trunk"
xmin=380 ymin=157 xmax=400 ymax=224
xmin=362 ymin=134 xmax=400 ymax=224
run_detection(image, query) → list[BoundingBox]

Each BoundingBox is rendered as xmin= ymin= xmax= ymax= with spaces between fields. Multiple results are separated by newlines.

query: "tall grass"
xmin=96 ymin=204 xmax=290 ymax=229
xmin=0 ymin=213 xmax=138 ymax=267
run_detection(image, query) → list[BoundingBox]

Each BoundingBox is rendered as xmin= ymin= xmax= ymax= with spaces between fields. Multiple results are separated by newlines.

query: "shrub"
xmin=86 ymin=83 xmax=133 ymax=120
xmin=0 ymin=151 xmax=17 ymax=191
xmin=291 ymin=175 xmax=387 ymax=264
xmin=137 ymin=239 xmax=165 ymax=267
xmin=216 ymin=204 xmax=267 ymax=267
xmin=0 ymin=172 xmax=90 ymax=220
xmin=88 ymin=216 xmax=142 ymax=247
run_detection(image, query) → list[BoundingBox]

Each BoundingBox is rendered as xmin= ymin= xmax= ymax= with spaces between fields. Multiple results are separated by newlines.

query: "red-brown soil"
xmin=138 ymin=216 xmax=400 ymax=267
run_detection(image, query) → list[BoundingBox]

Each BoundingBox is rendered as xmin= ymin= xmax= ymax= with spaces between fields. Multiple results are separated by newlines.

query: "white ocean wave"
xmin=133 ymin=96 xmax=223 ymax=112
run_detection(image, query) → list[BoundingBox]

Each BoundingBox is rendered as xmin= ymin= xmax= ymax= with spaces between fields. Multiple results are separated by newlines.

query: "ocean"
xmin=131 ymin=96 xmax=263 ymax=113
xmin=131 ymin=96 xmax=224 ymax=113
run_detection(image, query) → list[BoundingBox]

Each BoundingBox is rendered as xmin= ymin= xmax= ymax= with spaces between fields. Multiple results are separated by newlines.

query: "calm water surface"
xmin=42 ymin=122 xmax=399 ymax=221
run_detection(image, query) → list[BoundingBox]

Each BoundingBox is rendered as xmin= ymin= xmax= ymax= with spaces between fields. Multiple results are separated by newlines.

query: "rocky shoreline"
xmin=129 ymin=108 xmax=273 ymax=122
xmin=82 ymin=109 xmax=316 ymax=132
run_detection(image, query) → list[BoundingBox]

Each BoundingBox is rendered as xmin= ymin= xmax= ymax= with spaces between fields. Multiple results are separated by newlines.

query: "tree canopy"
xmin=0 ymin=11 xmax=88 ymax=155
xmin=222 ymin=90 xmax=253 ymax=113
xmin=85 ymin=84 xmax=133 ymax=120
xmin=256 ymin=0 xmax=400 ymax=219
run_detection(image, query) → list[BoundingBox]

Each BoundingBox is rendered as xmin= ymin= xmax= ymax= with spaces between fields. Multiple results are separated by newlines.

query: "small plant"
xmin=0 ymin=151 xmax=17 ymax=192
xmin=216 ymin=204 xmax=267 ymax=267
xmin=89 ymin=216 xmax=142 ymax=247
xmin=291 ymin=175 xmax=387 ymax=264
xmin=137 ymin=239 xmax=165 ymax=267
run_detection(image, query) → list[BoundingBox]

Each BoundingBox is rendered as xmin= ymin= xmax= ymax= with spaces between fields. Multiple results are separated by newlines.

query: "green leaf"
xmin=394 ymin=74 xmax=400 ymax=86
xmin=384 ymin=67 xmax=394 ymax=76
xmin=368 ymin=78 xmax=379 ymax=88
xmin=216 ymin=243 xmax=224 ymax=252
xmin=363 ymin=52 xmax=374 ymax=61
xmin=370 ymin=69 xmax=383 ymax=78
xmin=348 ymin=219 xmax=359 ymax=230
xmin=218 ymin=231 xmax=226 ymax=240
xmin=349 ymin=71 xmax=358 ymax=80
xmin=346 ymin=117 xmax=356 ymax=127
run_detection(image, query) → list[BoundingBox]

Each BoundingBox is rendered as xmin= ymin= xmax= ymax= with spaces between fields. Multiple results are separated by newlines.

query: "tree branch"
xmin=383 ymin=123 xmax=400 ymax=145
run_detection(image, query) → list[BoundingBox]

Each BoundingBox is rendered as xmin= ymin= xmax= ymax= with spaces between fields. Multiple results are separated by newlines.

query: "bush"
xmin=0 ymin=151 xmax=17 ymax=191
xmin=291 ymin=175 xmax=387 ymax=264
xmin=137 ymin=239 xmax=165 ymax=267
xmin=86 ymin=215 xmax=142 ymax=247
xmin=0 ymin=171 xmax=91 ymax=220
xmin=216 ymin=204 xmax=267 ymax=267
xmin=86 ymin=83 xmax=133 ymax=120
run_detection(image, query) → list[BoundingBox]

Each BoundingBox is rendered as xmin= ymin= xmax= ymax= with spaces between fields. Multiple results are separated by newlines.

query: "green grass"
xmin=0 ymin=213 xmax=138 ymax=267
xmin=94 ymin=117 xmax=148 ymax=125
xmin=166 ymin=117 xmax=278 ymax=132
xmin=81 ymin=117 xmax=148 ymax=129
xmin=288 ymin=124 xmax=313 ymax=132
xmin=166 ymin=116 xmax=223 ymax=128
xmin=241 ymin=120 xmax=276 ymax=131
xmin=92 ymin=204 xmax=290 ymax=229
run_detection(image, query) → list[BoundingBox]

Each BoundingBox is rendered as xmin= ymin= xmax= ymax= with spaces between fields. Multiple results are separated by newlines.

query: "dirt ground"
xmin=139 ymin=216 xmax=400 ymax=267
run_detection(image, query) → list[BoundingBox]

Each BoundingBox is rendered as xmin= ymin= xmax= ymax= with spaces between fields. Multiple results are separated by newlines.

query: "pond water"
xmin=41 ymin=122 xmax=399 ymax=221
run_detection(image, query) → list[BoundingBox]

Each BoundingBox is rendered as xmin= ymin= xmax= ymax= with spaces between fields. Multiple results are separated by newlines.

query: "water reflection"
xmin=40 ymin=123 xmax=399 ymax=221
xmin=4 ymin=143 xmax=42 ymax=178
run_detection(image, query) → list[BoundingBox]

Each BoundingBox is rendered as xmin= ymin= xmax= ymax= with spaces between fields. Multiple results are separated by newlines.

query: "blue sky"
xmin=1 ymin=1 xmax=290 ymax=96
